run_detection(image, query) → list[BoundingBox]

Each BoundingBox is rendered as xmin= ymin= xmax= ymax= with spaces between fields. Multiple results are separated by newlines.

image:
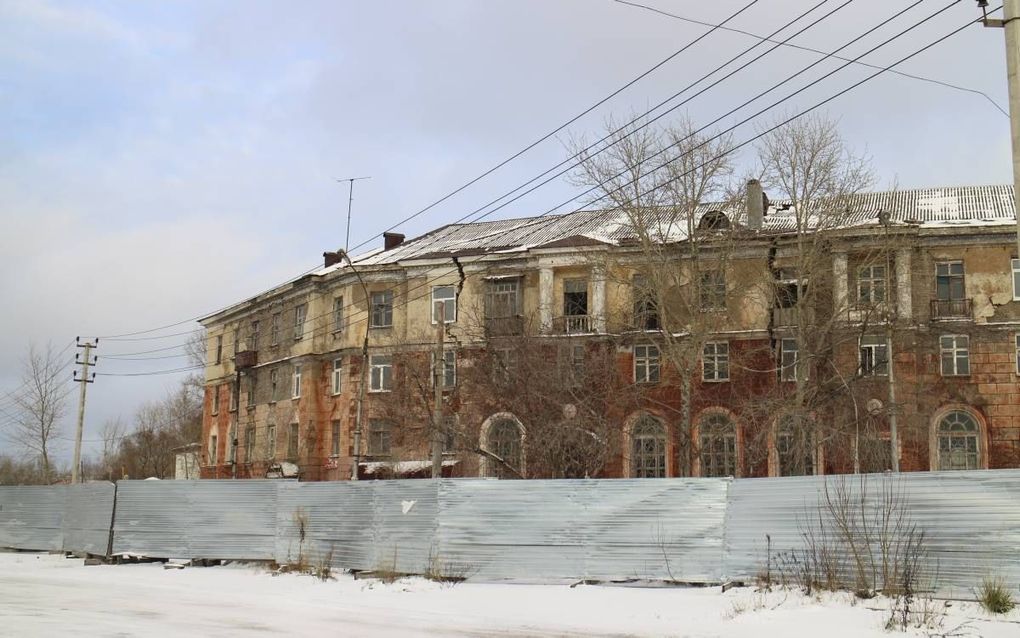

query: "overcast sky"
xmin=1 ymin=0 xmax=1013 ymax=461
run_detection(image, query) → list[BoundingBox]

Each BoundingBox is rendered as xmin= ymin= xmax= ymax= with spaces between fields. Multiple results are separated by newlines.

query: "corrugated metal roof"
xmin=327 ymin=184 xmax=1016 ymax=272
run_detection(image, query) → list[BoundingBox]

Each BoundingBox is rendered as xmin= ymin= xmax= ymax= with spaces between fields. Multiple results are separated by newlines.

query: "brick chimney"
xmin=746 ymin=179 xmax=767 ymax=231
xmin=323 ymin=251 xmax=342 ymax=268
xmin=383 ymin=232 xmax=405 ymax=250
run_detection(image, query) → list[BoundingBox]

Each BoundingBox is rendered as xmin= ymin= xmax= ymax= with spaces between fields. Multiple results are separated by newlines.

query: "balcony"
xmin=772 ymin=306 xmax=814 ymax=327
xmin=235 ymin=350 xmax=258 ymax=369
xmin=930 ymin=299 xmax=972 ymax=320
xmin=485 ymin=315 xmax=525 ymax=337
xmin=553 ymin=314 xmax=595 ymax=334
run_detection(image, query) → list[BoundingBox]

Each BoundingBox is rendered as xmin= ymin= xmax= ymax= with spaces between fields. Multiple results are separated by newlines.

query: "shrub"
xmin=977 ymin=577 xmax=1015 ymax=615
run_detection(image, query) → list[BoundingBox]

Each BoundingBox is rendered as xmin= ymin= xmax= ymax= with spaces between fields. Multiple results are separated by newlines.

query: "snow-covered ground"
xmin=1 ymin=552 xmax=1017 ymax=637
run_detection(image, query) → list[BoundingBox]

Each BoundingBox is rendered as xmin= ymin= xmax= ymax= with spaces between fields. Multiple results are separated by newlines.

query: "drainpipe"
xmin=339 ymin=250 xmax=371 ymax=481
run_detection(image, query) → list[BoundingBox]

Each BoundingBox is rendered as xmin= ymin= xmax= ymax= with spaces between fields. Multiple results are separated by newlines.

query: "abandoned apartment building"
xmin=199 ymin=183 xmax=1020 ymax=481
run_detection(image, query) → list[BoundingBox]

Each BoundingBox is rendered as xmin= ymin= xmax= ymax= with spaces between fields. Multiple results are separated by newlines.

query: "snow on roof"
xmin=336 ymin=185 xmax=1016 ymax=268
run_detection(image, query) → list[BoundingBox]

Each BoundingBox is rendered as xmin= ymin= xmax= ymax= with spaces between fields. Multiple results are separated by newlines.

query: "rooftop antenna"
xmin=336 ymin=176 xmax=372 ymax=253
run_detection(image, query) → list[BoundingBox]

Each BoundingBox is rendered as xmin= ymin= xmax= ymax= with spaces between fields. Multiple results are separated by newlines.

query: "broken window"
xmin=293 ymin=304 xmax=307 ymax=341
xmin=774 ymin=268 xmax=803 ymax=308
xmin=699 ymin=413 xmax=736 ymax=477
xmin=630 ymin=415 xmax=666 ymax=478
xmin=632 ymin=274 xmax=660 ymax=331
xmin=563 ymin=279 xmax=588 ymax=316
xmin=859 ymin=335 xmax=889 ymax=377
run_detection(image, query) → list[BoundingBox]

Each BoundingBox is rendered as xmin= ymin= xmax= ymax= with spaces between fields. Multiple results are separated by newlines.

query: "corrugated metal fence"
xmin=2 ymin=471 xmax=1018 ymax=591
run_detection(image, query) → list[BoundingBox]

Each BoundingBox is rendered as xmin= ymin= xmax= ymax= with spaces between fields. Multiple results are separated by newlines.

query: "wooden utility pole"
xmin=431 ymin=301 xmax=445 ymax=479
xmin=72 ymin=337 xmax=97 ymax=484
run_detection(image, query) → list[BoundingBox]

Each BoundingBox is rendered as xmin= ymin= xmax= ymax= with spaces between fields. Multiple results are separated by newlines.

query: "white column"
xmin=832 ymin=252 xmax=848 ymax=319
xmin=539 ymin=267 xmax=553 ymax=334
xmin=592 ymin=269 xmax=606 ymax=333
xmin=895 ymin=248 xmax=912 ymax=320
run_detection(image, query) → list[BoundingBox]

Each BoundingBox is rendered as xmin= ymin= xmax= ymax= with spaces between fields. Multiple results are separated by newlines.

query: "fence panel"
xmin=112 ymin=481 xmax=192 ymax=557
xmin=275 ymin=481 xmax=375 ymax=570
xmin=188 ymin=480 xmax=278 ymax=560
xmin=62 ymin=482 xmax=116 ymax=556
xmin=0 ymin=486 xmax=66 ymax=551
xmin=372 ymin=480 xmax=439 ymax=575
xmin=582 ymin=478 xmax=729 ymax=583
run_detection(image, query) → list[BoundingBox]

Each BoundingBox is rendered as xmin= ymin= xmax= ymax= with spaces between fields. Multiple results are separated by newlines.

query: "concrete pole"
xmin=431 ymin=302 xmax=445 ymax=479
xmin=71 ymin=341 xmax=94 ymax=484
xmin=993 ymin=0 xmax=1020 ymax=257
xmin=339 ymin=250 xmax=372 ymax=481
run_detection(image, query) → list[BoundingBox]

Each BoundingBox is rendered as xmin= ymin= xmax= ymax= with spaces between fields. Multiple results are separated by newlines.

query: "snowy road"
xmin=1 ymin=552 xmax=1016 ymax=637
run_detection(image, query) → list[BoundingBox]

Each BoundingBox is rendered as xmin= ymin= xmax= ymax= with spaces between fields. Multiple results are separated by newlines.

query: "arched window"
xmin=776 ymin=415 xmax=814 ymax=476
xmin=631 ymin=415 xmax=666 ymax=478
xmin=699 ymin=413 xmax=736 ymax=477
xmin=486 ymin=417 xmax=523 ymax=479
xmin=698 ymin=210 xmax=731 ymax=231
xmin=937 ymin=410 xmax=980 ymax=470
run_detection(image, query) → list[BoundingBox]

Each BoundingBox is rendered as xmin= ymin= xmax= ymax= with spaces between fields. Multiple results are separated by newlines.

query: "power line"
xmin=613 ymin=0 xmax=1010 ymax=117
xmin=92 ymin=0 xmax=762 ymax=343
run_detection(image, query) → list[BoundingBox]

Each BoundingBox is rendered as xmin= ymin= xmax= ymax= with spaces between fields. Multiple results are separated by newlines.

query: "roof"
xmin=324 ymin=184 xmax=1016 ymax=272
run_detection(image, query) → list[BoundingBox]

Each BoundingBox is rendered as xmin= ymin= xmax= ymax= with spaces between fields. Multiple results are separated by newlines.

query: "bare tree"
xmin=6 ymin=342 xmax=69 ymax=483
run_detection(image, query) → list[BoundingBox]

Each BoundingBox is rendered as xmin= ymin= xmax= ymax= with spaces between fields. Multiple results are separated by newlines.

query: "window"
xmin=431 ymin=286 xmax=456 ymax=323
xmin=940 ymin=335 xmax=970 ymax=376
xmin=857 ymin=265 xmax=887 ymax=305
xmin=331 ymin=420 xmax=341 ymax=457
xmin=937 ymin=410 xmax=981 ymax=470
xmin=270 ymin=313 xmax=280 ymax=346
xmin=859 ymin=335 xmax=889 ymax=377
xmin=267 ymin=424 xmax=277 ymax=459
xmin=486 ymin=418 xmax=522 ymax=478
xmin=703 ymin=341 xmax=729 ymax=382
xmin=333 ymin=297 xmax=344 ymax=333
xmin=699 ymin=413 xmax=736 ymax=477
xmin=559 ymin=344 xmax=585 ymax=385
xmin=780 ymin=338 xmax=799 ymax=382
xmin=245 ymin=426 xmax=255 ymax=463
xmin=634 ymin=344 xmax=660 ymax=384
xmin=233 ymin=329 xmax=239 ymax=356
xmin=292 ymin=364 xmax=302 ymax=398
xmin=209 ymin=434 xmax=218 ymax=465
xmin=630 ymin=415 xmax=666 ymax=478
xmin=492 ymin=348 xmax=517 ymax=383
xmin=211 ymin=386 xmax=220 ymax=415
xmin=700 ymin=270 xmax=726 ymax=310
xmin=485 ymin=278 xmax=520 ymax=319
xmin=442 ymin=416 xmax=457 ymax=453
xmin=563 ymin=279 xmax=588 ymax=316
xmin=368 ymin=419 xmax=392 ymax=456
xmin=331 ymin=358 xmax=343 ymax=395
xmin=936 ymin=261 xmax=965 ymax=301
xmin=229 ymin=383 xmax=238 ymax=411
xmin=269 ymin=368 xmax=279 ymax=402
xmin=287 ymin=423 xmax=299 ymax=459
xmin=632 ymin=274 xmax=660 ymax=331
xmin=215 ymin=335 xmax=223 ymax=364
xmin=369 ymin=354 xmax=393 ymax=392
xmin=247 ymin=373 xmax=257 ymax=408
xmin=226 ymin=424 xmax=235 ymax=464
xmin=370 ymin=291 xmax=394 ymax=328
xmin=1015 ymin=334 xmax=1020 ymax=375
xmin=776 ymin=415 xmax=814 ymax=476
xmin=250 ymin=320 xmax=260 ymax=350
xmin=293 ymin=304 xmax=307 ymax=341
xmin=1013 ymin=259 xmax=1020 ymax=301
xmin=433 ymin=350 xmax=456 ymax=388
xmin=774 ymin=268 xmax=802 ymax=308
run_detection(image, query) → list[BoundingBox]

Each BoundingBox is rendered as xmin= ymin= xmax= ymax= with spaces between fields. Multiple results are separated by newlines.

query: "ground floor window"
xmin=699 ymin=413 xmax=736 ymax=477
xmin=485 ymin=417 xmax=523 ymax=479
xmin=631 ymin=415 xmax=666 ymax=478
xmin=936 ymin=410 xmax=980 ymax=470
xmin=776 ymin=415 xmax=813 ymax=476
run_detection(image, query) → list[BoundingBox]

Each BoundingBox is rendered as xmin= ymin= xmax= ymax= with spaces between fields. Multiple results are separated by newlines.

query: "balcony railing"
xmin=772 ymin=306 xmax=814 ymax=327
xmin=553 ymin=314 xmax=595 ymax=334
xmin=485 ymin=315 xmax=525 ymax=337
xmin=930 ymin=298 xmax=972 ymax=320
xmin=235 ymin=350 xmax=257 ymax=369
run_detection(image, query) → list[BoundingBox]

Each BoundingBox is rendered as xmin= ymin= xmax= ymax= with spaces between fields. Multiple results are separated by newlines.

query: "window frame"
xmin=702 ymin=341 xmax=730 ymax=382
xmin=370 ymin=291 xmax=394 ymax=328
xmin=209 ymin=434 xmax=218 ymax=465
xmin=859 ymin=335 xmax=890 ymax=377
xmin=369 ymin=354 xmax=393 ymax=392
xmin=215 ymin=335 xmax=223 ymax=365
xmin=939 ymin=334 xmax=970 ymax=377
xmin=333 ymin=296 xmax=344 ymax=334
xmin=226 ymin=423 xmax=236 ymax=464
xmin=287 ymin=422 xmax=299 ymax=460
xmin=698 ymin=413 xmax=737 ymax=478
xmin=432 ymin=350 xmax=456 ymax=388
xmin=246 ymin=372 xmax=257 ymax=408
xmin=935 ymin=261 xmax=965 ymax=301
xmin=484 ymin=278 xmax=521 ymax=319
xmin=699 ymin=270 xmax=727 ymax=311
xmin=331 ymin=358 xmax=343 ymax=395
xmin=633 ymin=344 xmax=661 ymax=385
xmin=267 ymin=423 xmax=277 ymax=459
xmin=211 ymin=386 xmax=220 ymax=415
xmin=1012 ymin=259 xmax=1020 ymax=301
xmin=485 ymin=418 xmax=523 ymax=478
xmin=775 ymin=415 xmax=815 ymax=477
xmin=431 ymin=285 xmax=457 ymax=324
xmin=856 ymin=264 xmax=887 ymax=305
xmin=1015 ymin=333 xmax=1020 ymax=375
xmin=935 ymin=409 xmax=981 ymax=471
xmin=244 ymin=425 xmax=255 ymax=463
xmin=250 ymin=320 xmax=260 ymax=350
xmin=293 ymin=304 xmax=307 ymax=341
xmin=563 ymin=278 xmax=589 ymax=317
xmin=632 ymin=274 xmax=661 ymax=331
xmin=780 ymin=338 xmax=799 ymax=382
xmin=368 ymin=419 xmax=392 ymax=456
xmin=630 ymin=415 xmax=666 ymax=478
xmin=292 ymin=364 xmax=302 ymax=399
xmin=269 ymin=368 xmax=279 ymax=403
xmin=331 ymin=420 xmax=341 ymax=457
